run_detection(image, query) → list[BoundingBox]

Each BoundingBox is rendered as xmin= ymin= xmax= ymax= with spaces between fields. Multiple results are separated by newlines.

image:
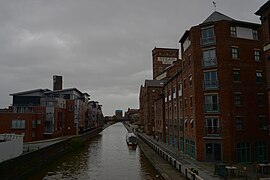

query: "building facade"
xmin=177 ymin=11 xmax=269 ymax=163
xmin=0 ymin=76 xmax=103 ymax=142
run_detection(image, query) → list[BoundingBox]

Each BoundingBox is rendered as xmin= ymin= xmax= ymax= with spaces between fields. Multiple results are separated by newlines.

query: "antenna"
xmin=212 ymin=1 xmax=217 ymax=11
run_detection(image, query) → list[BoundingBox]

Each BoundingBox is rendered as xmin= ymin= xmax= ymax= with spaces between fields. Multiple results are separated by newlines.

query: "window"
xmin=254 ymin=50 xmax=261 ymax=61
xmin=190 ymin=96 xmax=193 ymax=107
xmin=257 ymin=94 xmax=265 ymax=106
xmin=188 ymin=55 xmax=192 ymax=66
xmin=231 ymin=26 xmax=237 ymax=37
xmin=202 ymin=49 xmax=216 ymax=67
xmin=205 ymin=117 xmax=219 ymax=135
xmin=173 ymin=87 xmax=176 ymax=99
xmin=184 ymin=98 xmax=187 ymax=108
xmin=237 ymin=142 xmax=251 ymax=163
xmin=253 ymin=29 xmax=259 ymax=40
xmin=235 ymin=93 xmax=242 ymax=106
xmin=233 ymin=70 xmax=240 ymax=82
xmin=190 ymin=117 xmax=194 ymax=128
xmin=165 ymin=92 xmax=167 ymax=102
xmin=183 ymin=60 xmax=186 ymax=69
xmin=32 ymin=131 xmax=36 ymax=138
xmin=204 ymin=71 xmax=218 ymax=89
xmin=201 ymin=27 xmax=215 ymax=45
xmin=11 ymin=120 xmax=25 ymax=129
xmin=255 ymin=141 xmax=268 ymax=162
xmin=189 ymin=75 xmax=192 ymax=87
xmin=256 ymin=71 xmax=263 ymax=83
xmin=179 ymin=82 xmax=182 ymax=97
xmin=259 ymin=116 xmax=267 ymax=129
xmin=184 ymin=79 xmax=186 ymax=89
xmin=205 ymin=94 xmax=219 ymax=113
xmin=232 ymin=47 xmax=239 ymax=59
xmin=236 ymin=117 xmax=243 ymax=130
xmin=32 ymin=120 xmax=36 ymax=128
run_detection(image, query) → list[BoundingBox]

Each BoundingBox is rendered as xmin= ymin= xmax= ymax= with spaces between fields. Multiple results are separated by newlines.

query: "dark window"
xmin=232 ymin=47 xmax=239 ymax=59
xmin=233 ymin=70 xmax=240 ymax=82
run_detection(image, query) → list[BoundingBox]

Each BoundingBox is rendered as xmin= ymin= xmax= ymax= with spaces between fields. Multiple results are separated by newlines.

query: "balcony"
xmin=201 ymin=36 xmax=216 ymax=46
xmin=202 ymin=58 xmax=217 ymax=68
xmin=204 ymin=80 xmax=219 ymax=90
xmin=205 ymin=127 xmax=221 ymax=136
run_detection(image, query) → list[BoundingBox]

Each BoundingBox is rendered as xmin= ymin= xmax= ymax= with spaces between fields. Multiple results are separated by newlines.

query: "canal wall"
xmin=0 ymin=127 xmax=102 ymax=180
xmin=138 ymin=133 xmax=205 ymax=180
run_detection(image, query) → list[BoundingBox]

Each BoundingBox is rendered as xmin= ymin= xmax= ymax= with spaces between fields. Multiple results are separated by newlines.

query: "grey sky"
xmin=0 ymin=0 xmax=267 ymax=115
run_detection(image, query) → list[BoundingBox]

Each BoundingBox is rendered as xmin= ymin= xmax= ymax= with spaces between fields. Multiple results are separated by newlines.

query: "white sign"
xmin=157 ymin=57 xmax=177 ymax=64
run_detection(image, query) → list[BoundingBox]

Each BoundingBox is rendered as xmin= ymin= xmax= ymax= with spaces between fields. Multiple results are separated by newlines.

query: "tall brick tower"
xmin=53 ymin=75 xmax=62 ymax=91
xmin=152 ymin=48 xmax=179 ymax=80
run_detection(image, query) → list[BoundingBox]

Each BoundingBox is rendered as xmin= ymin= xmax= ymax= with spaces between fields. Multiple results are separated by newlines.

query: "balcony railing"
xmin=205 ymin=127 xmax=221 ymax=136
xmin=202 ymin=58 xmax=217 ymax=67
xmin=204 ymin=80 xmax=219 ymax=90
xmin=201 ymin=36 xmax=216 ymax=46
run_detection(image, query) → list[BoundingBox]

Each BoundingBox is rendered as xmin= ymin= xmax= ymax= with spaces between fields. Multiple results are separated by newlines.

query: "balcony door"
xmin=205 ymin=143 xmax=222 ymax=162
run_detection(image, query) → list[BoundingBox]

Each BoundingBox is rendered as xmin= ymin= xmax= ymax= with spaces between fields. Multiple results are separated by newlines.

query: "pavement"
xmin=138 ymin=132 xmax=270 ymax=180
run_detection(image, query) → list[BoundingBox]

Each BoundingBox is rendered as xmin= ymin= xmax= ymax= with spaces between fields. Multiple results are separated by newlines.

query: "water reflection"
xmin=30 ymin=123 xmax=163 ymax=180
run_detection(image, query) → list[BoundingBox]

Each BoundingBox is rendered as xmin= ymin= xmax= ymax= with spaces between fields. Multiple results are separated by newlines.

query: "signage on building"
xmin=157 ymin=57 xmax=177 ymax=64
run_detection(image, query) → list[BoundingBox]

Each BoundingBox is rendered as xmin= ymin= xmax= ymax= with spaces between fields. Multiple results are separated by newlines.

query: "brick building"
xmin=139 ymin=80 xmax=164 ymax=135
xmin=0 ymin=76 xmax=103 ymax=142
xmin=256 ymin=0 xmax=270 ymax=133
xmin=140 ymin=11 xmax=270 ymax=163
xmin=177 ymin=11 xmax=269 ymax=163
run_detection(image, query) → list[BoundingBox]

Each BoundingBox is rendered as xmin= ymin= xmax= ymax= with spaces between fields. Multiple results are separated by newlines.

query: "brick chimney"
xmin=53 ymin=75 xmax=62 ymax=91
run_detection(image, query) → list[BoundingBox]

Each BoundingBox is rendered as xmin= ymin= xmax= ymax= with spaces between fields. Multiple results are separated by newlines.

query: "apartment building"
xmin=256 ymin=0 xmax=270 ymax=132
xmin=0 ymin=76 xmax=102 ymax=142
xmin=177 ymin=11 xmax=269 ymax=163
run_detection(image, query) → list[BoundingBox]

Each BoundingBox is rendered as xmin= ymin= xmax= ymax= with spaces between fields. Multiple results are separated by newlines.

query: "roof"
xmin=144 ymin=80 xmax=165 ymax=87
xmin=44 ymin=88 xmax=86 ymax=97
xmin=203 ymin=11 xmax=234 ymax=24
xmin=255 ymin=0 xmax=270 ymax=16
xmin=201 ymin=11 xmax=260 ymax=27
xmin=10 ymin=89 xmax=51 ymax=96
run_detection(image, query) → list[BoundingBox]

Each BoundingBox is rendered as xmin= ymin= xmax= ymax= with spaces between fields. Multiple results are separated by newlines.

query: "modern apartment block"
xmin=0 ymin=76 xmax=103 ymax=142
xmin=178 ymin=11 xmax=269 ymax=163
xmin=140 ymin=11 xmax=270 ymax=164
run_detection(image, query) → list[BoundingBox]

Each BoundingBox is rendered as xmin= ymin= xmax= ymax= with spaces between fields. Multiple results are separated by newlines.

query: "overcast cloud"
xmin=0 ymin=0 xmax=267 ymax=115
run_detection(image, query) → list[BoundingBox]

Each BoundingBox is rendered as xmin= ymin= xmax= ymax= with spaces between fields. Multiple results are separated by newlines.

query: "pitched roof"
xmin=203 ymin=11 xmax=234 ymax=24
xmin=10 ymin=89 xmax=51 ymax=96
xmin=255 ymin=0 xmax=270 ymax=15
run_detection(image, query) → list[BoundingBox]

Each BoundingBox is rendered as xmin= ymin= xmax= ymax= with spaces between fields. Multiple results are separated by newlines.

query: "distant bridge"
xmin=104 ymin=117 xmax=130 ymax=123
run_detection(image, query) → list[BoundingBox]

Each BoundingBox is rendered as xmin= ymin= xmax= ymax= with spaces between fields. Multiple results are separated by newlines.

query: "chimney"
xmin=53 ymin=75 xmax=62 ymax=91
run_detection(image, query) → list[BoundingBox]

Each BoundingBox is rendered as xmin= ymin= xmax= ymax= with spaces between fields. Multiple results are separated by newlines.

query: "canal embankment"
xmin=0 ymin=127 xmax=102 ymax=180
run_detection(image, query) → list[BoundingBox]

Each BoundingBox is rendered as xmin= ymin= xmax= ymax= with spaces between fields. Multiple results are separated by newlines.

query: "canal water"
xmin=30 ymin=122 xmax=163 ymax=180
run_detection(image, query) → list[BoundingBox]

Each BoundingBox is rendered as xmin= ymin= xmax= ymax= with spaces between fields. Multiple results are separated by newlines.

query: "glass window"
xmin=205 ymin=94 xmax=219 ymax=113
xmin=179 ymin=82 xmax=182 ymax=97
xmin=201 ymin=27 xmax=215 ymax=45
xmin=254 ymin=50 xmax=261 ymax=61
xmin=257 ymin=94 xmax=265 ymax=106
xmin=256 ymin=71 xmax=263 ymax=83
xmin=11 ymin=120 xmax=26 ymax=129
xmin=255 ymin=141 xmax=268 ymax=162
xmin=189 ymin=75 xmax=192 ymax=87
xmin=236 ymin=117 xmax=243 ymax=130
xmin=235 ymin=94 xmax=242 ymax=106
xmin=190 ymin=96 xmax=193 ymax=107
xmin=233 ymin=70 xmax=240 ymax=82
xmin=237 ymin=142 xmax=251 ymax=163
xmin=202 ymin=49 xmax=216 ymax=67
xmin=232 ymin=47 xmax=239 ymax=59
xmin=259 ymin=116 xmax=267 ymax=129
xmin=231 ymin=26 xmax=237 ymax=37
xmin=205 ymin=117 xmax=219 ymax=135
xmin=253 ymin=29 xmax=259 ymax=40
xmin=204 ymin=71 xmax=218 ymax=89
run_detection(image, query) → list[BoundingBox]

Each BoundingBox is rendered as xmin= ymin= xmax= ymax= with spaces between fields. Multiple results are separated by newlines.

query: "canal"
xmin=30 ymin=122 xmax=163 ymax=180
